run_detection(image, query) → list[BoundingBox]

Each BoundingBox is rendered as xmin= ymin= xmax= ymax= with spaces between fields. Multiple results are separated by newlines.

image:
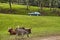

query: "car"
xmin=28 ymin=12 xmax=41 ymax=16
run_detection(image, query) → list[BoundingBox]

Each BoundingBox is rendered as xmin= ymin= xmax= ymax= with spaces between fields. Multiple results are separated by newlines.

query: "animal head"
xmin=8 ymin=27 xmax=14 ymax=33
xmin=25 ymin=28 xmax=31 ymax=34
xmin=8 ymin=27 xmax=16 ymax=35
xmin=8 ymin=27 xmax=13 ymax=32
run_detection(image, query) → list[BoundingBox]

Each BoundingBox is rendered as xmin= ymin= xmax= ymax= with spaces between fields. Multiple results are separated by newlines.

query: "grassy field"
xmin=0 ymin=13 xmax=60 ymax=37
xmin=0 ymin=3 xmax=60 ymax=16
xmin=0 ymin=3 xmax=60 ymax=40
xmin=0 ymin=3 xmax=39 ymax=15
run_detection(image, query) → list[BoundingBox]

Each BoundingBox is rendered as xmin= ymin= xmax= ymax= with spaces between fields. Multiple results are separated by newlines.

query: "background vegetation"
xmin=0 ymin=0 xmax=60 ymax=40
xmin=0 ymin=3 xmax=60 ymax=16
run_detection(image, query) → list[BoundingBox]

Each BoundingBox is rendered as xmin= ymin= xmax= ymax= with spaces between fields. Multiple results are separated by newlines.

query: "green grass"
xmin=0 ymin=3 xmax=60 ymax=16
xmin=0 ymin=3 xmax=60 ymax=40
xmin=0 ymin=13 xmax=60 ymax=36
xmin=0 ymin=13 xmax=60 ymax=40
xmin=0 ymin=3 xmax=39 ymax=15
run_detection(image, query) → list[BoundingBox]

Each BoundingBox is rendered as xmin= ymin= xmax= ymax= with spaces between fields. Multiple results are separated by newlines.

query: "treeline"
xmin=0 ymin=0 xmax=60 ymax=9
xmin=0 ymin=0 xmax=60 ymax=7
xmin=0 ymin=0 xmax=60 ymax=16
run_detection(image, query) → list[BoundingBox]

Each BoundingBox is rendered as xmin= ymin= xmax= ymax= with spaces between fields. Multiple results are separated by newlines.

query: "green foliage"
xmin=0 ymin=3 xmax=39 ymax=15
xmin=0 ymin=0 xmax=8 ymax=3
xmin=0 ymin=3 xmax=60 ymax=16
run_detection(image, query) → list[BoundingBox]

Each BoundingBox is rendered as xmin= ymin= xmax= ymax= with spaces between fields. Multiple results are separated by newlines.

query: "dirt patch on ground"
xmin=27 ymin=36 xmax=60 ymax=40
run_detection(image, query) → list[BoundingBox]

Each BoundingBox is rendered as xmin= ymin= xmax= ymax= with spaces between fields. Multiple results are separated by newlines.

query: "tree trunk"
xmin=49 ymin=0 xmax=52 ymax=11
xmin=38 ymin=1 xmax=40 ymax=11
xmin=26 ymin=0 xmax=29 ymax=10
xmin=18 ymin=0 xmax=20 ymax=4
xmin=40 ymin=2 xmax=43 ymax=11
xmin=9 ymin=0 xmax=12 ymax=13
xmin=26 ymin=0 xmax=30 ymax=13
xmin=49 ymin=3 xmax=52 ymax=11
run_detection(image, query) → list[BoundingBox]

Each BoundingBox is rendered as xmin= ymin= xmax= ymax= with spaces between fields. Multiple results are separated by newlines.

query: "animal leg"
xmin=27 ymin=34 xmax=29 ymax=37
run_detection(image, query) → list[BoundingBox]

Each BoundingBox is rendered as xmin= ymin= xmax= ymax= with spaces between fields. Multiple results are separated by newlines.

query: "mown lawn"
xmin=0 ymin=13 xmax=60 ymax=40
xmin=0 ymin=3 xmax=60 ymax=40
xmin=0 ymin=13 xmax=60 ymax=35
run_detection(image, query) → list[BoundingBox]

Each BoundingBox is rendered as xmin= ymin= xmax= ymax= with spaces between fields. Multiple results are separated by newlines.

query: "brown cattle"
xmin=8 ymin=28 xmax=16 ymax=35
xmin=8 ymin=27 xmax=31 ymax=37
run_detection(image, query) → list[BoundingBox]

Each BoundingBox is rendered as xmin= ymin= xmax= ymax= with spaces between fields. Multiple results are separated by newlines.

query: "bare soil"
xmin=26 ymin=36 xmax=60 ymax=40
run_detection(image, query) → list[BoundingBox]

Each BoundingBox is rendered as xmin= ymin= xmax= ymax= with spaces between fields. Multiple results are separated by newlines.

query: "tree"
xmin=48 ymin=0 xmax=52 ymax=10
xmin=58 ymin=0 xmax=60 ymax=8
xmin=9 ymin=0 xmax=12 ymax=12
xmin=0 ymin=0 xmax=8 ymax=3
xmin=26 ymin=0 xmax=29 ymax=10
xmin=37 ymin=0 xmax=44 ymax=12
xmin=51 ymin=0 xmax=58 ymax=12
